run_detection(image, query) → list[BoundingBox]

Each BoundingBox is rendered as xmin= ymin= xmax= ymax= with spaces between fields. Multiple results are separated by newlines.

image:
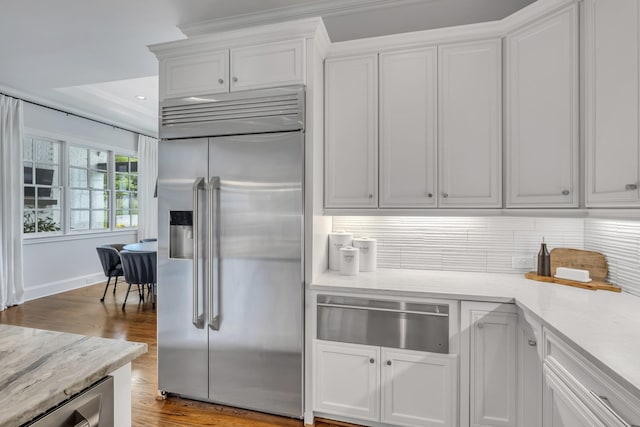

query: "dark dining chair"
xmin=119 ymin=250 xmax=157 ymax=310
xmin=96 ymin=244 xmax=124 ymax=302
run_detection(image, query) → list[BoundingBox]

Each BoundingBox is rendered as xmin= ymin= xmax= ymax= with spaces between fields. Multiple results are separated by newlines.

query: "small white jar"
xmin=339 ymin=247 xmax=360 ymax=276
xmin=352 ymin=237 xmax=377 ymax=272
xmin=329 ymin=231 xmax=353 ymax=270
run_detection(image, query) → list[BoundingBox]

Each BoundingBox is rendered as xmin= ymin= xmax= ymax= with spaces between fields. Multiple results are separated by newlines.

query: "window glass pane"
xmin=70 ymin=168 xmax=88 ymax=188
xmin=36 ymin=187 xmax=61 ymax=208
xmin=70 ymin=210 xmax=90 ymax=230
xmin=35 ymin=139 xmax=59 ymax=163
xmin=89 ymin=171 xmax=107 ymax=189
xmin=130 ymin=158 xmax=138 ymax=173
xmin=90 ymin=150 xmax=108 ymax=171
xmin=116 ymin=211 xmax=131 ymax=228
xmin=70 ymin=189 xmax=90 ymax=209
xmin=24 ymin=165 xmax=33 ymax=185
xmin=69 ymin=146 xmax=88 ymax=168
xmin=24 ymin=139 xmax=33 ymax=161
xmin=24 ymin=187 xmax=36 ymax=208
xmin=23 ymin=211 xmax=36 ymax=233
xmin=37 ymin=210 xmax=61 ymax=233
xmin=130 ymin=192 xmax=138 ymax=209
xmin=115 ymin=173 xmax=128 ymax=190
xmin=116 ymin=191 xmax=130 ymax=209
xmin=129 ymin=174 xmax=138 ymax=191
xmin=35 ymin=166 xmax=59 ymax=187
xmin=131 ymin=210 xmax=139 ymax=227
xmin=115 ymin=155 xmax=129 ymax=173
xmin=91 ymin=190 xmax=108 ymax=210
xmin=91 ymin=210 xmax=109 ymax=230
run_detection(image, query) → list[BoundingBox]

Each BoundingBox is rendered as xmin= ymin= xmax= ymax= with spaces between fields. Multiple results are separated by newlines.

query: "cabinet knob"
xmin=427 ymin=193 xmax=433 ymax=198
xmin=528 ymin=339 xmax=537 ymax=347
xmin=218 ymin=78 xmax=224 ymax=84
xmin=477 ymin=322 xmax=484 ymax=329
xmin=442 ymin=193 xmax=449 ymax=198
xmin=386 ymin=360 xmax=392 ymax=366
xmin=232 ymin=77 xmax=238 ymax=83
xmin=626 ymin=183 xmax=638 ymax=191
xmin=561 ymin=190 xmax=570 ymax=196
xmin=368 ymin=193 xmax=374 ymax=199
xmin=369 ymin=358 xmax=375 ymax=364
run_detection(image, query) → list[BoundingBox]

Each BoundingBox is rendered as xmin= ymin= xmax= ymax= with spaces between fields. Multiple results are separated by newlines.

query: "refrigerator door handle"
xmin=192 ymin=177 xmax=206 ymax=328
xmin=208 ymin=176 xmax=221 ymax=331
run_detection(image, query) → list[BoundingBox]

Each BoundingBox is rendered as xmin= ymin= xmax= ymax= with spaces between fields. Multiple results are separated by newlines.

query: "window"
xmin=115 ymin=154 xmax=138 ymax=228
xmin=23 ymin=135 xmax=140 ymax=236
xmin=23 ymin=137 xmax=63 ymax=234
xmin=69 ymin=146 xmax=110 ymax=230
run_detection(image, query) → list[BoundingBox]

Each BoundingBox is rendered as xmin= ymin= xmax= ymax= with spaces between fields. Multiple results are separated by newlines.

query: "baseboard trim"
xmin=24 ymin=272 xmax=105 ymax=301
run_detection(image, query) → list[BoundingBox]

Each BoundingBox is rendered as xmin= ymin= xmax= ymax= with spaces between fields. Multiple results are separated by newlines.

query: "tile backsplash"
xmin=333 ymin=216 xmax=640 ymax=296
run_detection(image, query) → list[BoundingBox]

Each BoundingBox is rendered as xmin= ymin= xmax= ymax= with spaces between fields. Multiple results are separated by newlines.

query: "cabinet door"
xmin=438 ymin=40 xmax=502 ymax=207
xmin=160 ymin=50 xmax=229 ymax=100
xmin=325 ymin=55 xmax=378 ymax=208
xmin=585 ymin=0 xmax=640 ymax=206
xmin=381 ymin=348 xmax=457 ymax=427
xmin=543 ymin=367 xmax=608 ymax=427
xmin=314 ymin=340 xmax=380 ymax=421
xmin=461 ymin=302 xmax=517 ymax=427
xmin=379 ymin=47 xmax=437 ymax=208
xmin=506 ymin=5 xmax=579 ymax=207
xmin=230 ymin=39 xmax=305 ymax=91
xmin=517 ymin=313 xmax=543 ymax=427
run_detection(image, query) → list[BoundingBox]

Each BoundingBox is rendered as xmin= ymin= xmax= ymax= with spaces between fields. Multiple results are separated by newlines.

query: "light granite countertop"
xmin=312 ymin=268 xmax=640 ymax=400
xmin=0 ymin=324 xmax=147 ymax=427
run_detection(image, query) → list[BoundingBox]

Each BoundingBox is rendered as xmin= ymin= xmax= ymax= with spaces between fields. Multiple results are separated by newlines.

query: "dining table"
xmin=123 ymin=241 xmax=158 ymax=252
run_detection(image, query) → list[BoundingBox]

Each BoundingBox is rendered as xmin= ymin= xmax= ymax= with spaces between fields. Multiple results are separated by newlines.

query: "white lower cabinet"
xmin=461 ymin=302 xmax=517 ymax=427
xmin=314 ymin=340 xmax=457 ymax=427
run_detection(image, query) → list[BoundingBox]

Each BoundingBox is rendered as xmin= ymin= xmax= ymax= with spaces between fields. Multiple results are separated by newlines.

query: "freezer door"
xmin=157 ymin=138 xmax=209 ymax=400
xmin=208 ymin=131 xmax=304 ymax=417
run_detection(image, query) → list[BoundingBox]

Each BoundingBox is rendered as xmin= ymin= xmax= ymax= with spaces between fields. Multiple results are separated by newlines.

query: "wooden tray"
xmin=524 ymin=271 xmax=621 ymax=293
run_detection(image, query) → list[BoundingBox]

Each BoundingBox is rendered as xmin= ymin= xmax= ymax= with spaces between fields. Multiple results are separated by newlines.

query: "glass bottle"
xmin=537 ymin=242 xmax=550 ymax=276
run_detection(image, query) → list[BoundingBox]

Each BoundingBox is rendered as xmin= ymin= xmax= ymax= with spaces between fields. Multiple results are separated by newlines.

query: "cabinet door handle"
xmin=427 ymin=193 xmax=433 ymax=198
xmin=218 ymin=78 xmax=224 ymax=84
xmin=561 ymin=190 xmax=570 ymax=196
xmin=368 ymin=193 xmax=374 ymax=199
xmin=477 ymin=322 xmax=484 ymax=329
xmin=442 ymin=193 xmax=449 ymax=198
xmin=369 ymin=358 xmax=375 ymax=364
xmin=589 ymin=391 xmax=638 ymax=426
xmin=626 ymin=183 xmax=638 ymax=191
xmin=232 ymin=76 xmax=238 ymax=83
xmin=528 ymin=339 xmax=537 ymax=347
xmin=386 ymin=360 xmax=392 ymax=366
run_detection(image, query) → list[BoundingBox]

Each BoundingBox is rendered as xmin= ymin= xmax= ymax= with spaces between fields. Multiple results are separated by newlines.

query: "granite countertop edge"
xmin=0 ymin=325 xmax=147 ymax=427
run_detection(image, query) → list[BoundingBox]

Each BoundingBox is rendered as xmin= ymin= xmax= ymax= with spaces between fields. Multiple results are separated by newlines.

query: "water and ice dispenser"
xmin=169 ymin=211 xmax=193 ymax=259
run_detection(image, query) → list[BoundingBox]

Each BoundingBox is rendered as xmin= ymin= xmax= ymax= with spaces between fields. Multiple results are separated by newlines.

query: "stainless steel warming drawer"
xmin=25 ymin=376 xmax=114 ymax=427
xmin=317 ymin=295 xmax=449 ymax=354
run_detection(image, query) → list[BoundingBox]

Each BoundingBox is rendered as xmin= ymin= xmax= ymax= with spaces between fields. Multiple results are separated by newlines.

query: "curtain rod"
xmin=0 ymin=90 xmax=156 ymax=139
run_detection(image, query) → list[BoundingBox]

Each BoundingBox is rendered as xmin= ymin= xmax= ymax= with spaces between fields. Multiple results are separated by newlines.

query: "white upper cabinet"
xmin=379 ymin=47 xmax=438 ymax=208
xmin=230 ymin=39 xmax=305 ymax=91
xmin=324 ymin=54 xmax=378 ymax=208
xmin=158 ymin=39 xmax=305 ymax=100
xmin=160 ymin=50 xmax=229 ymax=100
xmin=585 ymin=0 xmax=640 ymax=206
xmin=506 ymin=5 xmax=579 ymax=208
xmin=438 ymin=40 xmax=502 ymax=208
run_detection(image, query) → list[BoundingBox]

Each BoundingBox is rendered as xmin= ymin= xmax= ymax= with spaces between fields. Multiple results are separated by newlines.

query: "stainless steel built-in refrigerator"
xmin=157 ymin=86 xmax=304 ymax=418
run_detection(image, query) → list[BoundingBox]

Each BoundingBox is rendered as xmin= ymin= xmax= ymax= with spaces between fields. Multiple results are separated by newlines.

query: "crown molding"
xmin=149 ymin=17 xmax=327 ymax=59
xmin=178 ymin=0 xmax=429 ymax=38
xmin=499 ymin=0 xmax=579 ymax=33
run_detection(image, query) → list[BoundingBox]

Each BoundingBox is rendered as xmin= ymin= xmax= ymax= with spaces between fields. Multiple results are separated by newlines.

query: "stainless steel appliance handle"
xmin=316 ymin=302 xmax=449 ymax=317
xmin=208 ymin=176 xmax=221 ymax=330
xmin=192 ymin=177 xmax=205 ymax=328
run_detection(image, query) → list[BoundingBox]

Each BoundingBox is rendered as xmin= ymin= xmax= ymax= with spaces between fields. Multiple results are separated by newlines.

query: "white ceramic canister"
xmin=339 ymin=247 xmax=360 ymax=276
xmin=352 ymin=237 xmax=377 ymax=272
xmin=329 ymin=231 xmax=353 ymax=270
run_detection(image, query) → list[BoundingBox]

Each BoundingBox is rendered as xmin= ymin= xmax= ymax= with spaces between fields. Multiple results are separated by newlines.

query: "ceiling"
xmin=0 ymin=0 xmax=535 ymax=137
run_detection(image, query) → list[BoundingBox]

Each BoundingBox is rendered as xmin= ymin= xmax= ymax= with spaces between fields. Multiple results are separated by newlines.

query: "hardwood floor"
xmin=0 ymin=282 xmax=349 ymax=427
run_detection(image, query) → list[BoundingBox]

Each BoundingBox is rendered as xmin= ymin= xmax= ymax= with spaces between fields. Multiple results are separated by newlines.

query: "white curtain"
xmin=137 ymin=134 xmax=158 ymax=240
xmin=0 ymin=95 xmax=24 ymax=311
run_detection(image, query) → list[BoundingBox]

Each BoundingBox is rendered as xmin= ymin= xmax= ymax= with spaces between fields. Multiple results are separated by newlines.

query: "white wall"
xmin=23 ymin=103 xmax=140 ymax=301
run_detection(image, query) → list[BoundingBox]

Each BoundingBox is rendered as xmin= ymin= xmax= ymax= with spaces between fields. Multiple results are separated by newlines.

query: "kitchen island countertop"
xmin=312 ymin=268 xmax=640 ymax=400
xmin=0 ymin=324 xmax=146 ymax=426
